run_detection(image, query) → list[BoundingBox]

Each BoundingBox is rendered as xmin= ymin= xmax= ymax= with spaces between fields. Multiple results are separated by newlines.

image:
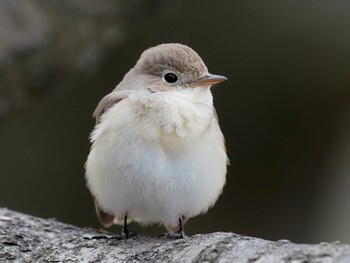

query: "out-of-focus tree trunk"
xmin=0 ymin=0 xmax=167 ymax=119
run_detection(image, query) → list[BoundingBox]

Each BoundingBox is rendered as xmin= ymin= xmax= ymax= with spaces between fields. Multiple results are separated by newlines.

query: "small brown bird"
xmin=85 ymin=43 xmax=228 ymax=239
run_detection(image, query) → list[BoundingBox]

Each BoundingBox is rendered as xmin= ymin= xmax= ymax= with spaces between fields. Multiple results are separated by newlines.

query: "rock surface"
xmin=1 ymin=208 xmax=350 ymax=262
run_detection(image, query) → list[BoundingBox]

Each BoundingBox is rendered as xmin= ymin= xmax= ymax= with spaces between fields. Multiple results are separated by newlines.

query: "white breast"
xmin=85 ymin=88 xmax=227 ymax=228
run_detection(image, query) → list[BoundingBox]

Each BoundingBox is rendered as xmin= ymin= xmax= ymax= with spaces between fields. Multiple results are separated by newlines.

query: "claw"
xmin=120 ymin=229 xmax=139 ymax=240
xmin=105 ymin=235 xmax=119 ymax=245
xmin=158 ymin=218 xmax=186 ymax=239
xmin=119 ymin=214 xmax=139 ymax=241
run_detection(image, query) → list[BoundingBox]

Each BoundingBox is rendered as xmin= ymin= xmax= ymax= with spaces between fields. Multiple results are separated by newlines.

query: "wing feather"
xmin=94 ymin=200 xmax=115 ymax=228
xmin=93 ymin=91 xmax=129 ymax=124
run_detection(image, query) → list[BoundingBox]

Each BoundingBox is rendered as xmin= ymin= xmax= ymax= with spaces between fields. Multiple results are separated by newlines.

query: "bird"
xmin=85 ymin=43 xmax=228 ymax=239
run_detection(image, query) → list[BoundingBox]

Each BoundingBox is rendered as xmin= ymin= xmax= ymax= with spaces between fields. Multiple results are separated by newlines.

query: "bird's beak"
xmin=197 ymin=74 xmax=227 ymax=86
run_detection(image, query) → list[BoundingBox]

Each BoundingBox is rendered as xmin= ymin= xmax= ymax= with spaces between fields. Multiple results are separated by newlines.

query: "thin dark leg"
xmin=120 ymin=214 xmax=139 ymax=240
xmin=178 ymin=218 xmax=185 ymax=237
xmin=158 ymin=218 xmax=186 ymax=239
xmin=121 ymin=215 xmax=128 ymax=235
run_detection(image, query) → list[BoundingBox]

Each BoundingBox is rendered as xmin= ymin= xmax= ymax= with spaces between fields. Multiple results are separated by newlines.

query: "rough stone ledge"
xmin=0 ymin=207 xmax=349 ymax=262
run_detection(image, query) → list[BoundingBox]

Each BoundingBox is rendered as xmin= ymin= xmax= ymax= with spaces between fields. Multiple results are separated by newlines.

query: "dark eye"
xmin=163 ymin=72 xmax=178 ymax=84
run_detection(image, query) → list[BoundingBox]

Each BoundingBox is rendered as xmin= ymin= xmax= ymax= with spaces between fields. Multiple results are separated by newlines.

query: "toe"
xmin=158 ymin=232 xmax=185 ymax=239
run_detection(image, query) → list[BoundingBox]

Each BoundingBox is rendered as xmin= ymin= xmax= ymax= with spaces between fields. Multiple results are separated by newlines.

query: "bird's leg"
xmin=158 ymin=218 xmax=186 ymax=239
xmin=120 ymin=214 xmax=139 ymax=240
xmin=177 ymin=217 xmax=186 ymax=237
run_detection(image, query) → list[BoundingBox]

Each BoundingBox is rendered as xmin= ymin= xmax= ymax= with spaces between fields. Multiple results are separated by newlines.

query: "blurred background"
xmin=1 ymin=0 xmax=350 ymax=244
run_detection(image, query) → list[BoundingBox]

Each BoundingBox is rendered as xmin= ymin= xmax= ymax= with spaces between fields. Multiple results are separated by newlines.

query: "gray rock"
xmin=1 ymin=208 xmax=349 ymax=262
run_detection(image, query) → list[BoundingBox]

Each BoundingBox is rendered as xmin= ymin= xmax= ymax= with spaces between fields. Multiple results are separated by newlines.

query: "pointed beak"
xmin=197 ymin=74 xmax=227 ymax=86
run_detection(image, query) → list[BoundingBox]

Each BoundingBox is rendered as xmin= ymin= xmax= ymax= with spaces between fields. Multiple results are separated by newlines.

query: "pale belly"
xmin=85 ymin=97 xmax=227 ymax=228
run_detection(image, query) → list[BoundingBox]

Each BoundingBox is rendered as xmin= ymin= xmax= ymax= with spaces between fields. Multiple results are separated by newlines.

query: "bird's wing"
xmin=94 ymin=200 xmax=115 ymax=228
xmin=92 ymin=90 xmax=130 ymax=125
xmin=90 ymin=91 xmax=131 ymax=226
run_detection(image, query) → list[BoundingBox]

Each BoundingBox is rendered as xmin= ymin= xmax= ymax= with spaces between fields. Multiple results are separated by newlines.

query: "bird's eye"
xmin=163 ymin=72 xmax=178 ymax=84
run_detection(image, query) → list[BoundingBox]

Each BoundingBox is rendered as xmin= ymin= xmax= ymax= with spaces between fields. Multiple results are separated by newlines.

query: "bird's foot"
xmin=158 ymin=231 xmax=186 ymax=239
xmin=105 ymin=230 xmax=138 ymax=245
xmin=105 ymin=235 xmax=119 ymax=245
xmin=120 ymin=229 xmax=139 ymax=240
